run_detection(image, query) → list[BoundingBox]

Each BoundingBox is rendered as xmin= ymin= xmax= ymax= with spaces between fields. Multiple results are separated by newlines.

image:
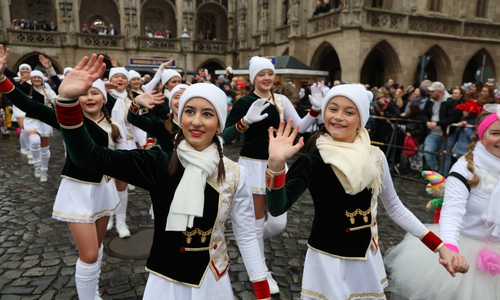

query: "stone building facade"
xmin=2 ymin=0 xmax=500 ymax=87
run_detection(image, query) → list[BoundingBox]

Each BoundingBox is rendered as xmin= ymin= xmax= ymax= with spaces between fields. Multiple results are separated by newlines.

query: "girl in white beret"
xmin=52 ymin=54 xmax=272 ymax=300
xmin=223 ymin=56 xmax=323 ymax=294
xmin=265 ymin=84 xmax=469 ymax=300
xmin=128 ymin=60 xmax=172 ymax=99
xmin=0 ymin=47 xmax=125 ymax=299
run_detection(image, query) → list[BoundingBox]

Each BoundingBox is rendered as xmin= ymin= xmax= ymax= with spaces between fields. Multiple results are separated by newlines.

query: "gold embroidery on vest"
xmin=182 ymin=228 xmax=213 ymax=244
xmin=345 ymin=208 xmax=371 ymax=224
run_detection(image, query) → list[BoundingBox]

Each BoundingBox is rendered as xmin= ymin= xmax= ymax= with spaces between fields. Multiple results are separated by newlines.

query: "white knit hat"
xmin=91 ymin=79 xmax=108 ymax=103
xmin=109 ymin=67 xmax=129 ymax=82
xmin=161 ymin=69 xmax=181 ymax=87
xmin=249 ymin=56 xmax=274 ymax=84
xmin=169 ymin=84 xmax=188 ymax=101
xmin=128 ymin=70 xmax=141 ymax=80
xmin=322 ymin=84 xmax=373 ymax=128
xmin=178 ymin=83 xmax=227 ymax=130
xmin=63 ymin=67 xmax=73 ymax=76
xmin=30 ymin=70 xmax=44 ymax=79
xmin=19 ymin=63 xmax=32 ymax=72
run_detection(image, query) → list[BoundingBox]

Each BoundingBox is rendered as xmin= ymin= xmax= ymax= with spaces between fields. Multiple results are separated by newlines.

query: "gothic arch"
xmin=462 ymin=49 xmax=496 ymax=84
xmin=198 ymin=58 xmax=225 ymax=77
xmin=419 ymin=45 xmax=453 ymax=86
xmin=140 ymin=0 xmax=177 ymax=36
xmin=281 ymin=48 xmax=289 ymax=56
xmin=310 ymin=42 xmax=341 ymax=83
xmin=79 ymin=0 xmax=120 ymax=33
xmin=196 ymin=2 xmax=228 ymax=40
xmin=13 ymin=52 xmax=62 ymax=74
xmin=360 ymin=40 xmax=401 ymax=88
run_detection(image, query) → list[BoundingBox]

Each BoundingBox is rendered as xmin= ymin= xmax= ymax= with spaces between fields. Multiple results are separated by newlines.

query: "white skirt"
xmin=238 ymin=157 xmax=287 ymax=195
xmin=24 ymin=118 xmax=53 ymax=137
xmin=384 ymin=224 xmax=500 ymax=300
xmin=52 ymin=177 xmax=120 ymax=223
xmin=143 ymin=271 xmax=233 ymax=300
xmin=12 ymin=105 xmax=26 ymax=118
xmin=301 ymin=247 xmax=387 ymax=300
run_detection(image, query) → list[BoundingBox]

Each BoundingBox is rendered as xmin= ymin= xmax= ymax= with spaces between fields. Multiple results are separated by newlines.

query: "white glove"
xmin=243 ymin=99 xmax=270 ymax=125
xmin=299 ymin=88 xmax=305 ymax=99
xmin=308 ymin=83 xmax=323 ymax=111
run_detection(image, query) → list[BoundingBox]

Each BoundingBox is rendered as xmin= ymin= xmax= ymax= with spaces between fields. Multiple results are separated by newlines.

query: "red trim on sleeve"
xmin=421 ymin=231 xmax=444 ymax=252
xmin=235 ymin=118 xmax=249 ymax=133
xmin=309 ymin=108 xmax=321 ymax=118
xmin=55 ymin=102 xmax=83 ymax=127
xmin=252 ymin=280 xmax=271 ymax=299
xmin=0 ymin=76 xmax=15 ymax=93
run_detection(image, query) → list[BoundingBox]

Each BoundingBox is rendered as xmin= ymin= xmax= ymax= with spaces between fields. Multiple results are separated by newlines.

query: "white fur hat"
xmin=128 ymin=70 xmax=141 ymax=80
xmin=161 ymin=69 xmax=181 ymax=88
xmin=91 ymin=79 xmax=108 ymax=103
xmin=178 ymin=83 xmax=227 ymax=131
xmin=249 ymin=56 xmax=274 ymax=85
xmin=109 ymin=67 xmax=129 ymax=82
xmin=322 ymin=84 xmax=373 ymax=128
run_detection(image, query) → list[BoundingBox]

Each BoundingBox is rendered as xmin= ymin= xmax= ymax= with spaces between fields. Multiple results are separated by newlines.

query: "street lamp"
xmin=180 ymin=28 xmax=190 ymax=81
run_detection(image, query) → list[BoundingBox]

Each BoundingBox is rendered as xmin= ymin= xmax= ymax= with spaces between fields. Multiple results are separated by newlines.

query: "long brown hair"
xmin=163 ymin=113 xmax=179 ymax=134
xmin=168 ymin=131 xmax=226 ymax=184
xmin=102 ymin=105 xmax=122 ymax=144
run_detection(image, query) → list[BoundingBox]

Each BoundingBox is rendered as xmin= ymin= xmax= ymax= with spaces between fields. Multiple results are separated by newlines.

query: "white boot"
xmin=115 ymin=191 xmax=130 ymax=238
xmin=106 ymin=215 xmax=114 ymax=231
xmin=116 ymin=221 xmax=130 ymax=238
xmin=75 ymin=259 xmax=100 ymax=300
xmin=40 ymin=170 xmax=48 ymax=182
xmin=127 ymin=184 xmax=135 ymax=192
xmin=34 ymin=165 xmax=41 ymax=178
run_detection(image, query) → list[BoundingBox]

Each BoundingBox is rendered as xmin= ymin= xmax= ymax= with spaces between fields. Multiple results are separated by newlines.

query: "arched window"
xmin=198 ymin=13 xmax=216 ymax=38
xmin=476 ymin=0 xmax=488 ymax=18
xmin=28 ymin=0 xmax=52 ymax=22
xmin=428 ymin=0 xmax=442 ymax=12
xmin=143 ymin=9 xmax=164 ymax=34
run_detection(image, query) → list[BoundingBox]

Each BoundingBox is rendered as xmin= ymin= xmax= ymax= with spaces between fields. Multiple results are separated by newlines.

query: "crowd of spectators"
xmin=11 ymin=19 xmax=57 ymax=31
xmin=81 ymin=23 xmax=117 ymax=35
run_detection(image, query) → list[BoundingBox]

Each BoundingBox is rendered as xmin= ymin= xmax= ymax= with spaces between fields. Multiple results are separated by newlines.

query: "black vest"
xmin=146 ymin=164 xmax=221 ymax=286
xmin=308 ymin=150 xmax=374 ymax=259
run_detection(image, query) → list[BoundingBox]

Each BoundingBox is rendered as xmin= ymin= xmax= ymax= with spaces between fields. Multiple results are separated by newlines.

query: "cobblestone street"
xmin=0 ymin=131 xmax=434 ymax=300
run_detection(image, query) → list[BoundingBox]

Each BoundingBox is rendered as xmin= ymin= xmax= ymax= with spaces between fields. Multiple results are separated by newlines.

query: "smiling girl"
xmin=49 ymin=53 xmax=271 ymax=299
xmin=265 ymin=84 xmax=469 ymax=300
xmin=0 ymin=46 xmax=125 ymax=299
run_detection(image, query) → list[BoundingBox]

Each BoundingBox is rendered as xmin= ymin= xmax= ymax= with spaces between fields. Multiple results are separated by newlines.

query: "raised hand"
xmin=267 ymin=119 xmax=303 ymax=172
xmin=58 ymin=54 xmax=106 ymax=100
xmin=0 ymin=45 xmax=11 ymax=76
xmin=308 ymin=83 xmax=323 ymax=110
xmin=104 ymin=82 xmax=118 ymax=92
xmin=38 ymin=54 xmax=52 ymax=69
xmin=135 ymin=91 xmax=165 ymax=109
xmin=243 ymin=98 xmax=270 ymax=125
xmin=110 ymin=56 xmax=118 ymax=67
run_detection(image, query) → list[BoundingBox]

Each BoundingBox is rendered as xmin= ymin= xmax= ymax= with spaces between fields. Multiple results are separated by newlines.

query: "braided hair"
xmin=464 ymin=109 xmax=492 ymax=188
xmin=168 ymin=131 xmax=226 ymax=184
xmin=101 ymin=105 xmax=122 ymax=144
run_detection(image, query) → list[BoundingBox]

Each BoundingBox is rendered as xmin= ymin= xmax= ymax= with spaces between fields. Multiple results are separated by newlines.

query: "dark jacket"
xmin=422 ymin=97 xmax=462 ymax=135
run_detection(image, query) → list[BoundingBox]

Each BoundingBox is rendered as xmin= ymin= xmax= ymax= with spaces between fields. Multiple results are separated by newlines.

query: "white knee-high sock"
xmin=20 ymin=129 xmax=28 ymax=150
xmin=263 ymin=211 xmax=287 ymax=239
xmin=115 ymin=190 xmax=128 ymax=223
xmin=40 ymin=146 xmax=50 ymax=171
xmin=255 ymin=218 xmax=268 ymax=269
xmin=75 ymin=258 xmax=100 ymax=300
xmin=29 ymin=134 xmax=41 ymax=166
xmin=95 ymin=244 xmax=103 ymax=296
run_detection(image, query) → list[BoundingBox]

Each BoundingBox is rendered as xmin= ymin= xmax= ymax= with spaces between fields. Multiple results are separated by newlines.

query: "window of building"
xmin=28 ymin=0 xmax=52 ymax=23
xmin=428 ymin=0 xmax=442 ymax=12
xmin=198 ymin=13 xmax=217 ymax=39
xmin=476 ymin=0 xmax=488 ymax=18
xmin=283 ymin=0 xmax=289 ymax=25
xmin=143 ymin=9 xmax=164 ymax=35
xmin=371 ymin=0 xmax=383 ymax=8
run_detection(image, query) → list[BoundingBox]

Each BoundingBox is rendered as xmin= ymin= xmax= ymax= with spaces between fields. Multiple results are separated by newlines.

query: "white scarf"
xmin=109 ymin=89 xmax=129 ymax=121
xmin=164 ymin=89 xmax=171 ymax=100
xmin=316 ymin=128 xmax=382 ymax=196
xmin=165 ymin=138 xmax=221 ymax=231
xmin=472 ymin=142 xmax=500 ymax=237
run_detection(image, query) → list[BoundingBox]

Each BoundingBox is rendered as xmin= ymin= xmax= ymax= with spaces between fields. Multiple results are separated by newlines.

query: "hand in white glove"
xmin=299 ymin=88 xmax=305 ymax=99
xmin=308 ymin=83 xmax=323 ymax=111
xmin=243 ymin=98 xmax=270 ymax=125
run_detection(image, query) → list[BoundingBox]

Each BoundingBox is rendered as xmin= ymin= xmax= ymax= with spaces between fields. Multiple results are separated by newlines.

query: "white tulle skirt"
xmin=24 ymin=118 xmax=53 ymax=137
xmin=384 ymin=224 xmax=500 ymax=300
